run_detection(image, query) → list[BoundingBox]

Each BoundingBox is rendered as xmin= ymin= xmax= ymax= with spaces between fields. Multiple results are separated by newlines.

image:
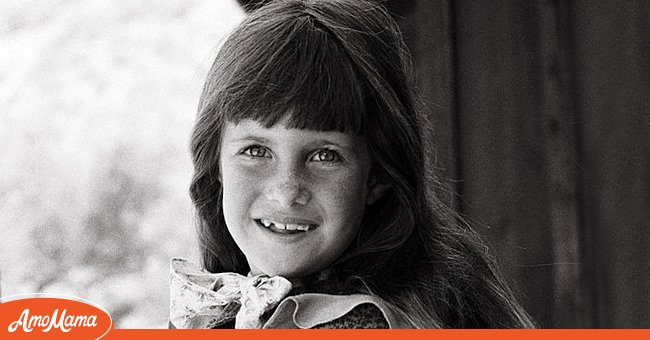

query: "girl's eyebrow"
xmin=225 ymin=132 xmax=358 ymax=151
xmin=304 ymin=138 xmax=363 ymax=155
xmin=226 ymin=135 xmax=271 ymax=144
xmin=304 ymin=139 xmax=348 ymax=148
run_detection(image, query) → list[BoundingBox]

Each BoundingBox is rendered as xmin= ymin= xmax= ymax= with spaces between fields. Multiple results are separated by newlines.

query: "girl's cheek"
xmin=232 ymin=164 xmax=268 ymax=190
xmin=316 ymin=168 xmax=367 ymax=203
xmin=221 ymin=161 xmax=264 ymax=198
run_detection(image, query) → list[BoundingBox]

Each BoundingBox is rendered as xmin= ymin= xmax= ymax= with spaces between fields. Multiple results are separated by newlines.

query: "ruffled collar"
xmin=168 ymin=258 xmax=415 ymax=329
xmin=169 ymin=258 xmax=341 ymax=329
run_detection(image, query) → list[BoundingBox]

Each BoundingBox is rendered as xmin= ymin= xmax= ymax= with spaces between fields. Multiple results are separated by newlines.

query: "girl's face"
xmin=219 ymin=118 xmax=372 ymax=278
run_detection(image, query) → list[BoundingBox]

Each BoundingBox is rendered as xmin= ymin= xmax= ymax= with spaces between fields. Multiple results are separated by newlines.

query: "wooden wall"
xmin=236 ymin=0 xmax=649 ymax=328
xmin=396 ymin=0 xmax=650 ymax=328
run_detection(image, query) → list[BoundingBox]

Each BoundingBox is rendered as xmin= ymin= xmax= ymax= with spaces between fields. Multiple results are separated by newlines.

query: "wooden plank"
xmin=570 ymin=0 xmax=650 ymax=328
xmin=536 ymin=0 xmax=588 ymax=328
xmin=392 ymin=0 xmax=458 ymax=207
xmin=452 ymin=0 xmax=556 ymax=327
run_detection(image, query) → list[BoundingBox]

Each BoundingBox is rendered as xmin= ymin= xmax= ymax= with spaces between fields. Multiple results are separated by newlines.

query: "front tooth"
xmin=296 ymin=225 xmax=309 ymax=231
xmin=261 ymin=219 xmax=271 ymax=227
xmin=286 ymin=224 xmax=298 ymax=231
xmin=274 ymin=222 xmax=286 ymax=230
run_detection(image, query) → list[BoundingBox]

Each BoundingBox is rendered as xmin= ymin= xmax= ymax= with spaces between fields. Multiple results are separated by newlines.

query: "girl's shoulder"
xmin=313 ymin=303 xmax=388 ymax=329
xmin=263 ymin=292 xmax=414 ymax=329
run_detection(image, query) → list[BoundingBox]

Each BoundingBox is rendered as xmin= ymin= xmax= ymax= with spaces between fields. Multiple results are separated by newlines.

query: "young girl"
xmin=169 ymin=0 xmax=535 ymax=329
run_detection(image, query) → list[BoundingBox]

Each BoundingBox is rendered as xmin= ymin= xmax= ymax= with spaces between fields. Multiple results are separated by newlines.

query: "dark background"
xmin=237 ymin=0 xmax=650 ymax=328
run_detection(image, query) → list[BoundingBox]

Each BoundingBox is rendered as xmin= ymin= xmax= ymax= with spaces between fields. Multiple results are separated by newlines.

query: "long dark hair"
xmin=189 ymin=0 xmax=535 ymax=328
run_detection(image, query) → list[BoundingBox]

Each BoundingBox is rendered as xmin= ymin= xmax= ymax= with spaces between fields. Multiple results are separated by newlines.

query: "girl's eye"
xmin=242 ymin=145 xmax=271 ymax=158
xmin=310 ymin=149 xmax=342 ymax=163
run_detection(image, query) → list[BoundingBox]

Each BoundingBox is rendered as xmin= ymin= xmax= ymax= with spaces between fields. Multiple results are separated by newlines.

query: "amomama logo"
xmin=0 ymin=295 xmax=113 ymax=339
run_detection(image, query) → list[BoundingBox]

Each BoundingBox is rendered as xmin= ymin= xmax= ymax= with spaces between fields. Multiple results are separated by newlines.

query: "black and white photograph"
xmin=1 ymin=0 xmax=648 ymax=329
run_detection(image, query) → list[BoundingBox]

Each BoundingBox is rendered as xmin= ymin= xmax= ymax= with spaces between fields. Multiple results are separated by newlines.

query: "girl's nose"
xmin=264 ymin=173 xmax=311 ymax=208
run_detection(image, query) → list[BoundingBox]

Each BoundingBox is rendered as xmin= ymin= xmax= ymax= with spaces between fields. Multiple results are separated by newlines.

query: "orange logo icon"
xmin=0 ymin=295 xmax=113 ymax=339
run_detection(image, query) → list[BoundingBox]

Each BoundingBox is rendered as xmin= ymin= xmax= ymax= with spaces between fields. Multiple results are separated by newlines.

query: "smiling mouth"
xmin=255 ymin=219 xmax=316 ymax=234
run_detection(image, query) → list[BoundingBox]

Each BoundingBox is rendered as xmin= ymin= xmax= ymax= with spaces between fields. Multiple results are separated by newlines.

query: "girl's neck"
xmin=289 ymin=267 xmax=337 ymax=289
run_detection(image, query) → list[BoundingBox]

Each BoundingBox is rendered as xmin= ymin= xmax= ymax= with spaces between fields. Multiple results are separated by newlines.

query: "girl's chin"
xmin=250 ymin=262 xmax=316 ymax=279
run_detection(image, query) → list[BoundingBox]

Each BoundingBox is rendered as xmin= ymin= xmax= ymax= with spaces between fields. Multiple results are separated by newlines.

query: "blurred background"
xmin=0 ymin=0 xmax=243 ymax=328
xmin=1 ymin=0 xmax=649 ymax=329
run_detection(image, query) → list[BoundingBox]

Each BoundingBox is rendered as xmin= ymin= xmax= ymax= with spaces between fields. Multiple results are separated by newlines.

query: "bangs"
xmin=215 ymin=13 xmax=368 ymax=135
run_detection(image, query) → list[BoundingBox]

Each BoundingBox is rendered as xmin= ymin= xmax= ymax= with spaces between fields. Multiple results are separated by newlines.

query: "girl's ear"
xmin=367 ymin=176 xmax=390 ymax=205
